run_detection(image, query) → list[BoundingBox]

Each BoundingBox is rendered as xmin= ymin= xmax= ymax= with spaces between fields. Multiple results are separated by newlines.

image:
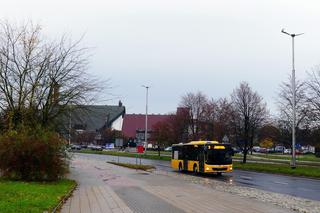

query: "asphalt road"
xmin=74 ymin=153 xmax=320 ymax=201
xmin=64 ymin=153 xmax=297 ymax=213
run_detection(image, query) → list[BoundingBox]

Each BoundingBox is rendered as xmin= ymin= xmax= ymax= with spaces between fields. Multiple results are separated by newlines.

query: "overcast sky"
xmin=1 ymin=0 xmax=320 ymax=115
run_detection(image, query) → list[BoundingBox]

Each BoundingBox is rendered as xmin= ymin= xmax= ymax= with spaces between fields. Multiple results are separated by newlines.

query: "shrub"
xmin=0 ymin=127 xmax=68 ymax=181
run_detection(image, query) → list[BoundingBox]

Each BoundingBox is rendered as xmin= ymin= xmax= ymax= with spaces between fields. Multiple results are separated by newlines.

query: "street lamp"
xmin=281 ymin=29 xmax=304 ymax=169
xmin=142 ymin=85 xmax=150 ymax=154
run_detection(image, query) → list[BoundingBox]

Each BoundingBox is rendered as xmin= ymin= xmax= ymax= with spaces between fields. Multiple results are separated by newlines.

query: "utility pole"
xmin=281 ymin=29 xmax=304 ymax=169
xmin=142 ymin=85 xmax=149 ymax=155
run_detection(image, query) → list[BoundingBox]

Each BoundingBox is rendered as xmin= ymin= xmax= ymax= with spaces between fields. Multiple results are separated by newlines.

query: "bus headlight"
xmin=206 ymin=167 xmax=209 ymax=171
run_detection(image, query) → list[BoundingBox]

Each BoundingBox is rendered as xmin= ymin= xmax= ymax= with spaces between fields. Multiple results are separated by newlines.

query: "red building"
xmin=122 ymin=114 xmax=170 ymax=146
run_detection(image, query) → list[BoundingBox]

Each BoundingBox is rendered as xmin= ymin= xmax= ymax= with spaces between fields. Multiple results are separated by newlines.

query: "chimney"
xmin=118 ymin=100 xmax=123 ymax=107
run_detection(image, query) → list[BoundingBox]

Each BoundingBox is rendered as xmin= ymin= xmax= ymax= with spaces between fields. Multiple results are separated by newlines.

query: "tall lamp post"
xmin=142 ymin=85 xmax=149 ymax=154
xmin=281 ymin=29 xmax=304 ymax=169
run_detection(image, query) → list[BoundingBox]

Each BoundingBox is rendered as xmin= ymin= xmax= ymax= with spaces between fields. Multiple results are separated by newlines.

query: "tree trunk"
xmin=243 ymin=149 xmax=247 ymax=163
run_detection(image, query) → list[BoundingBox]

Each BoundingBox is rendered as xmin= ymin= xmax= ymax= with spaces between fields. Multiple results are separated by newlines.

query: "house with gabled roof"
xmin=61 ymin=101 xmax=125 ymax=144
xmin=70 ymin=104 xmax=125 ymax=132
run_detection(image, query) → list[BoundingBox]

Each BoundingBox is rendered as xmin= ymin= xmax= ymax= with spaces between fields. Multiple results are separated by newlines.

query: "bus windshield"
xmin=205 ymin=149 xmax=232 ymax=165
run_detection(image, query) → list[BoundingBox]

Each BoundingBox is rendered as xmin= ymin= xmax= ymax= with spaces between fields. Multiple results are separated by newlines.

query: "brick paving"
xmin=61 ymin=185 xmax=132 ymax=213
xmin=61 ymin=154 xmax=294 ymax=213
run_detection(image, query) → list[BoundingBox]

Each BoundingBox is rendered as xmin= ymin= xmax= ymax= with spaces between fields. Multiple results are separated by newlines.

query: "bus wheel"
xmin=178 ymin=163 xmax=183 ymax=172
xmin=193 ymin=164 xmax=198 ymax=174
xmin=217 ymin=172 xmax=222 ymax=176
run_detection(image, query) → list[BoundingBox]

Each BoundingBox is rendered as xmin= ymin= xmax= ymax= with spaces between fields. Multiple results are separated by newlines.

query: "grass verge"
xmin=233 ymin=162 xmax=320 ymax=179
xmin=75 ymin=150 xmax=320 ymax=179
xmin=108 ymin=162 xmax=155 ymax=171
xmin=235 ymin=153 xmax=320 ymax=162
xmin=0 ymin=179 xmax=76 ymax=213
xmin=77 ymin=149 xmax=171 ymax=161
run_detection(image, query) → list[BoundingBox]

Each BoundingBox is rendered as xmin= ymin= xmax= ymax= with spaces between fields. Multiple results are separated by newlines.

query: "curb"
xmin=51 ymin=181 xmax=78 ymax=213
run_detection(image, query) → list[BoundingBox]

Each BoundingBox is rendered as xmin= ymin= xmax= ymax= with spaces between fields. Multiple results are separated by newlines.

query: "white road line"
xmin=297 ymin=187 xmax=313 ymax=192
xmin=240 ymin=176 xmax=252 ymax=180
xmin=273 ymin=181 xmax=289 ymax=185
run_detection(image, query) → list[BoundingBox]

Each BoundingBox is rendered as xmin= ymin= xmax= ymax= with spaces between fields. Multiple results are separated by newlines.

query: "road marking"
xmin=297 ymin=187 xmax=313 ymax=192
xmin=240 ymin=176 xmax=252 ymax=180
xmin=273 ymin=181 xmax=289 ymax=185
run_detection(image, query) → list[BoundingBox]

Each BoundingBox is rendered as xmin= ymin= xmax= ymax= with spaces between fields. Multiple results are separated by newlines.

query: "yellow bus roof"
xmin=172 ymin=141 xmax=219 ymax=146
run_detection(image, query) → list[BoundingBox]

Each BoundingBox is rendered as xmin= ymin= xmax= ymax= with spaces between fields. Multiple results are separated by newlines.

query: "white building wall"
xmin=111 ymin=116 xmax=123 ymax=131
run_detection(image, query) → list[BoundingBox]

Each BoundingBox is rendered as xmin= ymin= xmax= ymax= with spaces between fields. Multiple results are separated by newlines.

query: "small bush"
xmin=0 ymin=127 xmax=68 ymax=181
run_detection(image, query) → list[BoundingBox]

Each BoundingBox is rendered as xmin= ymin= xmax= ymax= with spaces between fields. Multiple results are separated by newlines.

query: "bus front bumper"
xmin=204 ymin=164 xmax=233 ymax=173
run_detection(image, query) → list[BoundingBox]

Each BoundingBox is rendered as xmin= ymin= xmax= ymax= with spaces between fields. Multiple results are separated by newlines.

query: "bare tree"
xmin=214 ymin=98 xmax=235 ymax=142
xmin=306 ymin=67 xmax=320 ymax=122
xmin=199 ymin=99 xmax=217 ymax=140
xmin=0 ymin=21 xmax=104 ymax=130
xmin=277 ymin=76 xmax=311 ymax=148
xmin=231 ymin=82 xmax=268 ymax=163
xmin=180 ymin=92 xmax=208 ymax=140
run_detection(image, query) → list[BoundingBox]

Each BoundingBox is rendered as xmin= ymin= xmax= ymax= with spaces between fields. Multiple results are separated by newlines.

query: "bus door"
xmin=198 ymin=150 xmax=205 ymax=172
xmin=183 ymin=159 xmax=188 ymax=170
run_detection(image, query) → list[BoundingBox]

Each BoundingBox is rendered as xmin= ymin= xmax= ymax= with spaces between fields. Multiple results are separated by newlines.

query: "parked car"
xmin=80 ymin=144 xmax=87 ymax=149
xmin=88 ymin=145 xmax=103 ymax=151
xmin=259 ymin=148 xmax=268 ymax=153
xmin=252 ymin=146 xmax=260 ymax=152
xmin=284 ymin=148 xmax=291 ymax=154
xmin=164 ymin=147 xmax=172 ymax=151
xmin=232 ymin=147 xmax=241 ymax=154
xmin=275 ymin=146 xmax=285 ymax=153
xmin=70 ymin=144 xmax=82 ymax=150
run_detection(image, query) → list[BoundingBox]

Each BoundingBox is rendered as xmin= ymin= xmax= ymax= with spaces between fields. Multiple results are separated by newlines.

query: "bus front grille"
xmin=213 ymin=167 xmax=227 ymax=171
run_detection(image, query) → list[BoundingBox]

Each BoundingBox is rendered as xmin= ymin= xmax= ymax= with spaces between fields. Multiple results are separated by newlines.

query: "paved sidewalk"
xmin=61 ymin=185 xmax=132 ymax=213
xmin=61 ymin=154 xmax=294 ymax=213
xmin=60 ymin=155 xmax=134 ymax=213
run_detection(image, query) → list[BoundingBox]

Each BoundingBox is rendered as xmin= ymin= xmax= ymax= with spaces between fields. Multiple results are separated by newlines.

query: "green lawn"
xmin=146 ymin=150 xmax=171 ymax=156
xmin=77 ymin=149 xmax=171 ymax=161
xmin=0 ymin=179 xmax=76 ymax=213
xmin=234 ymin=153 xmax=320 ymax=163
xmin=75 ymin=150 xmax=320 ymax=179
xmin=108 ymin=162 xmax=155 ymax=171
xmin=233 ymin=162 xmax=320 ymax=178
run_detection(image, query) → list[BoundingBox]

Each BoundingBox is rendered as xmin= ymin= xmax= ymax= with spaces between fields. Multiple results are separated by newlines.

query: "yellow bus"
xmin=171 ymin=141 xmax=233 ymax=175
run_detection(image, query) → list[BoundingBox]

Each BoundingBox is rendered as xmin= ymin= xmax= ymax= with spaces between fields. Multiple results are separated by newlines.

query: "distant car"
xmin=259 ymin=148 xmax=268 ymax=153
xmin=232 ymin=147 xmax=241 ymax=154
xmin=164 ymin=147 xmax=172 ymax=151
xmin=267 ymin=148 xmax=276 ymax=153
xmin=93 ymin=146 xmax=103 ymax=151
xmin=70 ymin=144 xmax=82 ymax=150
xmin=275 ymin=146 xmax=285 ymax=153
xmin=80 ymin=144 xmax=87 ymax=149
xmin=88 ymin=145 xmax=103 ymax=151
xmin=284 ymin=148 xmax=291 ymax=154
xmin=252 ymin=146 xmax=260 ymax=152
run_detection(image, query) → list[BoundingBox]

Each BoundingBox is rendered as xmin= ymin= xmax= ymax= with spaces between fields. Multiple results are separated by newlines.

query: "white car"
xmin=164 ymin=147 xmax=172 ymax=151
xmin=284 ymin=149 xmax=291 ymax=154
xmin=252 ymin=146 xmax=260 ymax=152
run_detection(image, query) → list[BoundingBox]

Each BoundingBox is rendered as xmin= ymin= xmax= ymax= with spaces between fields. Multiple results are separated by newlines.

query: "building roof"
xmin=122 ymin=114 xmax=170 ymax=138
xmin=70 ymin=105 xmax=125 ymax=131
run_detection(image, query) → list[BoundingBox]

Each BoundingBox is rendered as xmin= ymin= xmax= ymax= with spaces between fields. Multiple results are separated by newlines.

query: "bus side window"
xmin=174 ymin=151 xmax=179 ymax=159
